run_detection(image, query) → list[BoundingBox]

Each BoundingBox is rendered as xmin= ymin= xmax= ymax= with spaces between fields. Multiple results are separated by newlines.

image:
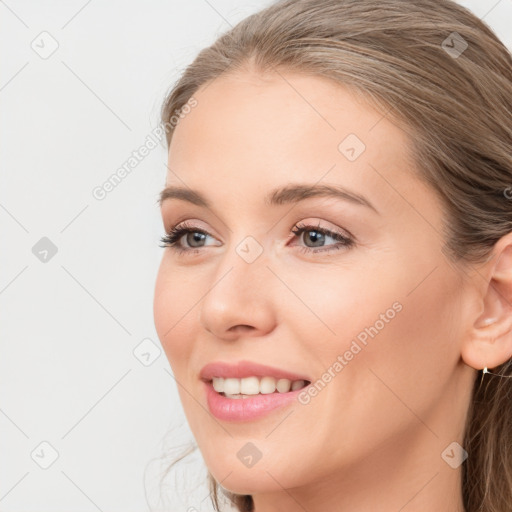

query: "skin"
xmin=153 ymin=69 xmax=512 ymax=512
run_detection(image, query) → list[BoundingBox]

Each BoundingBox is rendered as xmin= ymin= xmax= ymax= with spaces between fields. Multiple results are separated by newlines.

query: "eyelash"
xmin=159 ymin=220 xmax=354 ymax=256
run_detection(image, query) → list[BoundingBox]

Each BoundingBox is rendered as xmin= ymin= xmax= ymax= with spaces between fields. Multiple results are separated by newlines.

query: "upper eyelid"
xmin=169 ymin=220 xmax=352 ymax=245
xmin=170 ymin=219 xmax=345 ymax=235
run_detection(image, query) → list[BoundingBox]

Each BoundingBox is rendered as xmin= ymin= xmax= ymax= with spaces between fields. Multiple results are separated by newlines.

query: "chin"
xmin=214 ymin=469 xmax=288 ymax=495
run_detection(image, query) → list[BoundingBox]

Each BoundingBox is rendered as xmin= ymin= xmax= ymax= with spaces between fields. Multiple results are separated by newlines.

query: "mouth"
xmin=200 ymin=360 xmax=313 ymax=420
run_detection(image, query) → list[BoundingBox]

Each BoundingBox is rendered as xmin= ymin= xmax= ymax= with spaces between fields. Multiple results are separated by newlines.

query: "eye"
xmin=159 ymin=220 xmax=218 ymax=255
xmin=159 ymin=220 xmax=354 ymax=255
xmin=289 ymin=221 xmax=354 ymax=254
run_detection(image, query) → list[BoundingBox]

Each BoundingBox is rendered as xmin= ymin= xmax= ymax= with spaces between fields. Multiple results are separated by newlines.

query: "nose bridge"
xmin=209 ymin=233 xmax=270 ymax=305
xmin=199 ymin=232 xmax=275 ymax=337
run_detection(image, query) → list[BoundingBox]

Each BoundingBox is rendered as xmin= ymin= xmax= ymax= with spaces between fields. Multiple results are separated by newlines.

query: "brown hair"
xmin=158 ymin=1 xmax=512 ymax=510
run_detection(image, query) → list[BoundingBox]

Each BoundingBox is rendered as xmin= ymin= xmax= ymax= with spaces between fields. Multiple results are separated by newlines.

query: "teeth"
xmin=240 ymin=376 xmax=260 ymax=395
xmin=276 ymin=378 xmax=292 ymax=393
xmin=223 ymin=378 xmax=240 ymax=395
xmin=212 ymin=376 xmax=308 ymax=396
xmin=291 ymin=379 xmax=305 ymax=391
xmin=260 ymin=376 xmax=276 ymax=394
xmin=212 ymin=378 xmax=224 ymax=393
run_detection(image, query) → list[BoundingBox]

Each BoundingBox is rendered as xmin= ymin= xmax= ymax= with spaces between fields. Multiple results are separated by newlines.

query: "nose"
xmin=199 ymin=246 xmax=277 ymax=341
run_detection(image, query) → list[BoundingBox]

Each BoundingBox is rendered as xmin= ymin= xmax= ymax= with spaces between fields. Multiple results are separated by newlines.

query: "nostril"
xmin=229 ymin=325 xmax=254 ymax=333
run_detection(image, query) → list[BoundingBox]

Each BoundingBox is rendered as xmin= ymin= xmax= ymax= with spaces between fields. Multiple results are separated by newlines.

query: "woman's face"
xmin=154 ymin=71 xmax=475 ymax=498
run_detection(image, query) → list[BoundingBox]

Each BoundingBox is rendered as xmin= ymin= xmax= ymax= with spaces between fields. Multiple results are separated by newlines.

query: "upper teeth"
xmin=212 ymin=376 xmax=307 ymax=395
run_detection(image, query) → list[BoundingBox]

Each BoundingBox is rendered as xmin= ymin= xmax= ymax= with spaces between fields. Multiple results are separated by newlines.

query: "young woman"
xmin=153 ymin=1 xmax=512 ymax=510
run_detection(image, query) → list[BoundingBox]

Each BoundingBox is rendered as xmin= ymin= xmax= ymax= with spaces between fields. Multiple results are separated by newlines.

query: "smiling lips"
xmin=200 ymin=360 xmax=312 ymax=421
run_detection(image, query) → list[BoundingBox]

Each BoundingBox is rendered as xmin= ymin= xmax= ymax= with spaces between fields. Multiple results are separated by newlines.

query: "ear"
xmin=461 ymin=232 xmax=512 ymax=371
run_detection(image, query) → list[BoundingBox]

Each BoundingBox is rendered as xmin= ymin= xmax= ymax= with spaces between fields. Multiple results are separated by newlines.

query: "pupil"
xmin=306 ymin=230 xmax=324 ymax=247
xmin=188 ymin=232 xmax=205 ymax=247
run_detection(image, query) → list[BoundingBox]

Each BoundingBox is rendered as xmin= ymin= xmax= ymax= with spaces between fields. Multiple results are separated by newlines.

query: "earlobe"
xmin=461 ymin=318 xmax=512 ymax=372
xmin=475 ymin=317 xmax=498 ymax=327
xmin=460 ymin=235 xmax=512 ymax=372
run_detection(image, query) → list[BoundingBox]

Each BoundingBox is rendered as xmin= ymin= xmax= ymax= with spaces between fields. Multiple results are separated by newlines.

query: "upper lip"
xmin=200 ymin=360 xmax=311 ymax=382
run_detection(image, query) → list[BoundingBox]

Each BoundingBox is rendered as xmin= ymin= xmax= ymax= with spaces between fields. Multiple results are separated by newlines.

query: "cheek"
xmin=273 ymin=260 xmax=404 ymax=364
xmin=382 ymin=268 xmax=462 ymax=380
xmin=274 ymin=261 xmax=462 ymax=470
xmin=153 ymin=260 xmax=197 ymax=373
xmin=283 ymin=253 xmax=462 ymax=413
xmin=335 ymin=259 xmax=463 ymax=424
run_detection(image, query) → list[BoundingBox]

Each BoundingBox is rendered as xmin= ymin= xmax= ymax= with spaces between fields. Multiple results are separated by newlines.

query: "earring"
xmin=481 ymin=366 xmax=512 ymax=378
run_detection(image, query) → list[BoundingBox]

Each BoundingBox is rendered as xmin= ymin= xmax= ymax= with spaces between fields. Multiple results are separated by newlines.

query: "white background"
xmin=1 ymin=1 xmax=511 ymax=511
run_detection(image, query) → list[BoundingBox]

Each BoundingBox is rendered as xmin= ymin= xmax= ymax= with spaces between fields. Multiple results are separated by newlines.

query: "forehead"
xmin=165 ymin=70 xmax=426 ymax=217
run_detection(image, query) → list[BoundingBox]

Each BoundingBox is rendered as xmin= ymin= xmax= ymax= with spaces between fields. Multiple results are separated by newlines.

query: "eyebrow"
xmin=158 ymin=183 xmax=379 ymax=214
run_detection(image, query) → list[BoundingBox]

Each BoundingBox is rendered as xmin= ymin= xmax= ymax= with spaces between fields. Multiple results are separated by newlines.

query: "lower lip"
xmin=204 ymin=381 xmax=307 ymax=422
